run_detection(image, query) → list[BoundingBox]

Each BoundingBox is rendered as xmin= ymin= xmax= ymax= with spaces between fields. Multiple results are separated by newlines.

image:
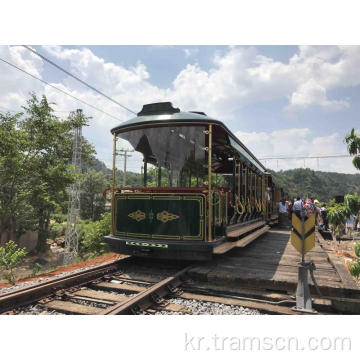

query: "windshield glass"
xmin=116 ymin=125 xmax=206 ymax=187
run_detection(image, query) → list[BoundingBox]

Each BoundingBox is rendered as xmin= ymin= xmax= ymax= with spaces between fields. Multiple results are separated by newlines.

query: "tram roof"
xmin=111 ymin=102 xmax=267 ymax=174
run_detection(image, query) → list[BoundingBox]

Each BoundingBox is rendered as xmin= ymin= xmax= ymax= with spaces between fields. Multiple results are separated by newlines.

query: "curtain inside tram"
xmin=118 ymin=125 xmax=206 ymax=186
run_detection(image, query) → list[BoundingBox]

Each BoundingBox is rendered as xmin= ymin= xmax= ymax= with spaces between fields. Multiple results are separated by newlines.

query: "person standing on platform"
xmin=345 ymin=214 xmax=356 ymax=238
xmin=304 ymin=198 xmax=315 ymax=217
xmin=287 ymin=200 xmax=293 ymax=220
xmin=313 ymin=199 xmax=321 ymax=225
xmin=293 ymin=196 xmax=303 ymax=218
xmin=320 ymin=204 xmax=329 ymax=231
xmin=278 ymin=199 xmax=288 ymax=227
xmin=355 ymin=211 xmax=360 ymax=233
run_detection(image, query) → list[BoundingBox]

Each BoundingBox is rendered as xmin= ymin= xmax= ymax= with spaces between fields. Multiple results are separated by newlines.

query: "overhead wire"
xmin=22 ymin=45 xmax=137 ymax=115
xmin=259 ymin=154 xmax=353 ymax=160
xmin=0 ymin=56 xmax=123 ymax=122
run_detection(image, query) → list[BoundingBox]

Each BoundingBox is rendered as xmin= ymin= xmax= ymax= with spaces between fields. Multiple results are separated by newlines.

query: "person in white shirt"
xmin=346 ymin=214 xmax=356 ymax=237
xmin=278 ymin=200 xmax=287 ymax=214
xmin=293 ymin=196 xmax=303 ymax=218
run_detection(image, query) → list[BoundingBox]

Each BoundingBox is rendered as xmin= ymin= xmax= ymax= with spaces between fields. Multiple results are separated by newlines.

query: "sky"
xmin=0 ymin=45 xmax=359 ymax=174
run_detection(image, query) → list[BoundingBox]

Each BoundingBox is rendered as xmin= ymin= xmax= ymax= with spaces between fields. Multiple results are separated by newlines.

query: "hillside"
xmin=270 ymin=168 xmax=360 ymax=202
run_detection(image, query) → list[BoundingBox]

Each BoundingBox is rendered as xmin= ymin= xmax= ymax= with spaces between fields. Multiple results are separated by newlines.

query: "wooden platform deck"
xmin=189 ymin=227 xmax=360 ymax=299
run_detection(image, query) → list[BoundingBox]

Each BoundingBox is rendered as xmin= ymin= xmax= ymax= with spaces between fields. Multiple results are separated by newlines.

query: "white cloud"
xmin=172 ymin=45 xmax=360 ymax=115
xmin=235 ymin=128 xmax=357 ymax=174
xmin=1 ymin=45 xmax=360 ymax=173
xmin=183 ymin=48 xmax=199 ymax=58
xmin=3 ymin=45 xmax=360 ymax=118
xmin=289 ymin=79 xmax=349 ymax=111
xmin=0 ymin=46 xmax=43 ymax=111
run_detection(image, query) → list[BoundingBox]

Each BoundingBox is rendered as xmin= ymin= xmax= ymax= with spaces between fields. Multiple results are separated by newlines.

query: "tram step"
xmin=226 ymin=220 xmax=266 ymax=238
xmin=214 ymin=226 xmax=270 ymax=255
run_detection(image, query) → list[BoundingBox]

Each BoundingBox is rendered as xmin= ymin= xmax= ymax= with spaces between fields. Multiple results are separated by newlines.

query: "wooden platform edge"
xmin=316 ymin=231 xmax=360 ymax=292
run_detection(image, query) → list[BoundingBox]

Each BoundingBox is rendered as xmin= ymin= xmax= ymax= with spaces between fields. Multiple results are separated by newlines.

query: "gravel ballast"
xmin=0 ymin=265 xmax=102 ymax=296
xmin=144 ymin=298 xmax=264 ymax=315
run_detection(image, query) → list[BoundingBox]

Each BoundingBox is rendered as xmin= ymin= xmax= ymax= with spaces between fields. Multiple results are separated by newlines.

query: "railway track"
xmin=0 ymin=257 xmax=194 ymax=315
xmin=1 ymin=232 xmax=358 ymax=315
xmin=0 ymin=255 xmax=296 ymax=315
xmin=0 ymin=258 xmax=340 ymax=316
xmin=0 ymin=224 xmax=275 ymax=315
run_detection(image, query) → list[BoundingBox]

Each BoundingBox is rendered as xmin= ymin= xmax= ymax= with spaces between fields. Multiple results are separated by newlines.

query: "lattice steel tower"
xmin=64 ymin=109 xmax=83 ymax=264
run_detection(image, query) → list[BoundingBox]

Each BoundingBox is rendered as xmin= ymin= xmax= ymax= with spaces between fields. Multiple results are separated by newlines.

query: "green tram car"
xmin=104 ymin=102 xmax=286 ymax=260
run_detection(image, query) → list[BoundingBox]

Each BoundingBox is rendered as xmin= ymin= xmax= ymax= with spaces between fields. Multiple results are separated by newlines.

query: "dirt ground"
xmin=329 ymin=236 xmax=360 ymax=287
xmin=0 ymin=252 xmax=121 ymax=290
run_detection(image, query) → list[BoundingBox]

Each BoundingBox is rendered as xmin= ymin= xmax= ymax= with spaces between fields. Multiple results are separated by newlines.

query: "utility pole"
xmin=64 ymin=109 xmax=83 ymax=264
xmin=118 ymin=149 xmax=134 ymax=186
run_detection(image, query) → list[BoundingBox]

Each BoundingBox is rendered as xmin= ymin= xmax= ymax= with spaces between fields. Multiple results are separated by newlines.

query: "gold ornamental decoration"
xmin=156 ymin=210 xmax=179 ymax=223
xmin=128 ymin=210 xmax=146 ymax=222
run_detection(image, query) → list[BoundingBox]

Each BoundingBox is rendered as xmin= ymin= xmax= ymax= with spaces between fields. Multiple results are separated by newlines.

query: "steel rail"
xmin=0 ymin=256 xmax=131 ymax=313
xmin=100 ymin=265 xmax=192 ymax=315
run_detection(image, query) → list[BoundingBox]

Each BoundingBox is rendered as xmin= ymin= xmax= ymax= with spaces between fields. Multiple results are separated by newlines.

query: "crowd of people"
xmin=277 ymin=197 xmax=360 ymax=237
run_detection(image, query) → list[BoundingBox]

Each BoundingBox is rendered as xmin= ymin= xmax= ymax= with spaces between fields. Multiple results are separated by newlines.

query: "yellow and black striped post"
xmin=291 ymin=210 xmax=317 ymax=313
xmin=291 ymin=212 xmax=315 ymax=258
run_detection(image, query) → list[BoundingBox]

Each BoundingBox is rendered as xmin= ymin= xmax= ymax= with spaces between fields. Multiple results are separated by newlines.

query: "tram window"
xmin=116 ymin=125 xmax=207 ymax=187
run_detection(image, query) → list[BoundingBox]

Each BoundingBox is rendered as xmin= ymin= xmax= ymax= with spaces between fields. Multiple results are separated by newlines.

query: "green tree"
xmin=81 ymin=170 xmax=109 ymax=221
xmin=0 ymin=94 xmax=95 ymax=252
xmin=350 ymin=242 xmax=360 ymax=278
xmin=0 ymin=110 xmax=34 ymax=245
xmin=327 ymin=203 xmax=350 ymax=239
xmin=345 ymin=128 xmax=360 ymax=170
xmin=0 ymin=240 xmax=27 ymax=285
xmin=344 ymin=194 xmax=360 ymax=215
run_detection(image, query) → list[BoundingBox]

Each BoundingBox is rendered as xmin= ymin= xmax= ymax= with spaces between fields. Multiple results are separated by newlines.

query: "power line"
xmin=0 ymin=56 xmax=123 ymax=122
xmin=23 ymin=45 xmax=137 ymax=115
xmin=259 ymin=154 xmax=353 ymax=160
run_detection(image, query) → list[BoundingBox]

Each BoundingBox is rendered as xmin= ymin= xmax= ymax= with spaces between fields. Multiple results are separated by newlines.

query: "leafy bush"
xmin=350 ymin=261 xmax=360 ymax=278
xmin=31 ymin=263 xmax=42 ymax=277
xmin=49 ymin=221 xmax=66 ymax=239
xmin=0 ymin=240 xmax=27 ymax=285
xmin=79 ymin=212 xmax=110 ymax=259
xmin=355 ymin=241 xmax=360 ymax=258
xmin=327 ymin=203 xmax=350 ymax=238
xmin=327 ymin=198 xmax=337 ymax=208
xmin=327 ymin=203 xmax=350 ymax=224
xmin=349 ymin=242 xmax=360 ymax=278
xmin=52 ymin=212 xmax=68 ymax=224
xmin=344 ymin=194 xmax=360 ymax=215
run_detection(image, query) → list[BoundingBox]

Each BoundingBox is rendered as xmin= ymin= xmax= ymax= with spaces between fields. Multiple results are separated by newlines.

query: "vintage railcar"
xmin=104 ymin=102 xmax=284 ymax=260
